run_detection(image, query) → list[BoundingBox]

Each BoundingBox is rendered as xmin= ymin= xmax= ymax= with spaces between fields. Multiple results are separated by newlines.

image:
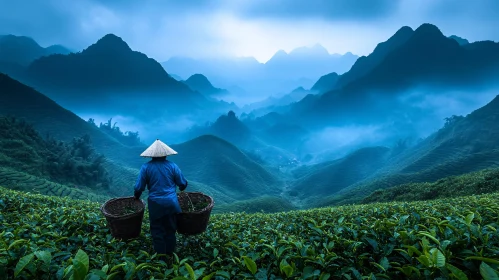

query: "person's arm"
xmin=173 ymin=164 xmax=188 ymax=191
xmin=134 ymin=165 xmax=147 ymax=199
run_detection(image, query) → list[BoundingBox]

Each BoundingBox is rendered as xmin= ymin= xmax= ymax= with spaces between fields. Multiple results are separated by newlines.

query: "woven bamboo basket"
xmin=100 ymin=197 xmax=145 ymax=240
xmin=177 ymin=192 xmax=214 ymax=235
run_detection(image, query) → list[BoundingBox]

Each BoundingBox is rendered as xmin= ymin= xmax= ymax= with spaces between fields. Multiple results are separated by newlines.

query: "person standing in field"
xmin=133 ymin=139 xmax=188 ymax=257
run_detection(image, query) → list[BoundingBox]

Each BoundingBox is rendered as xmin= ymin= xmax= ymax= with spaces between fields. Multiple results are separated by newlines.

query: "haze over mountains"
xmin=0 ymin=73 xmax=283 ymax=206
xmin=1 ymin=23 xmax=499 ymax=212
xmin=0 ymin=34 xmax=239 ymax=143
xmin=256 ymin=24 xmax=499 ymax=159
xmin=162 ymin=45 xmax=358 ymax=104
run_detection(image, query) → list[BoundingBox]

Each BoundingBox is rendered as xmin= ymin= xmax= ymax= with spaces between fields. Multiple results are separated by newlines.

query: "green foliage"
xmin=0 ymin=74 xmax=145 ymax=195
xmin=2 ymin=187 xmax=499 ymax=279
xmin=363 ymin=167 xmax=499 ymax=203
xmin=0 ymin=167 xmax=108 ymax=202
xmin=0 ymin=116 xmax=111 ymax=189
xmin=213 ymin=196 xmax=297 ymax=214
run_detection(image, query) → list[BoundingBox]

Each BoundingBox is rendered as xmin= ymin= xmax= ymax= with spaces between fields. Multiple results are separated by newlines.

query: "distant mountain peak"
xmin=100 ymin=34 xmax=128 ymax=44
xmin=1 ymin=34 xmax=39 ymax=46
xmin=185 ymin=73 xmax=214 ymax=87
xmin=84 ymin=34 xmax=131 ymax=54
xmin=413 ymin=23 xmax=444 ymax=38
xmin=383 ymin=26 xmax=414 ymax=46
xmin=183 ymin=73 xmax=227 ymax=96
xmin=268 ymin=49 xmax=288 ymax=61
xmin=292 ymin=86 xmax=306 ymax=92
xmin=290 ymin=44 xmax=330 ymax=56
xmin=312 ymin=43 xmax=326 ymax=49
xmin=396 ymin=26 xmax=414 ymax=35
xmin=449 ymin=35 xmax=470 ymax=46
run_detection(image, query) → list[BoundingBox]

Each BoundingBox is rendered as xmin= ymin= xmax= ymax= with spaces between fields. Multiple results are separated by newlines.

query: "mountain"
xmin=162 ymin=56 xmax=262 ymax=85
xmin=312 ymin=94 xmax=499 ymax=206
xmin=183 ymin=74 xmax=229 ymax=97
xmin=27 ymin=34 xmax=190 ymax=94
xmin=264 ymin=45 xmax=357 ymax=80
xmin=20 ymin=34 xmax=238 ymax=125
xmin=334 ymin=26 xmax=414 ymax=91
xmin=353 ymin=24 xmax=499 ymax=88
xmin=286 ymin=24 xmax=499 ymax=128
xmin=310 ymin=72 xmax=339 ymax=92
xmin=187 ymin=111 xmax=251 ymax=146
xmin=242 ymin=86 xmax=311 ymax=114
xmin=162 ymin=48 xmax=358 ymax=102
xmin=0 ymin=74 xmax=282 ymax=204
xmin=186 ymin=111 xmax=303 ymax=166
xmin=0 ymin=35 xmax=71 ymax=66
xmin=449 ymin=35 xmax=469 ymax=46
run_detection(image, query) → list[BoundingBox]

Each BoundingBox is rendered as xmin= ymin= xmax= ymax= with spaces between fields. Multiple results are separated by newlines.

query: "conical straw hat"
xmin=140 ymin=139 xmax=178 ymax=157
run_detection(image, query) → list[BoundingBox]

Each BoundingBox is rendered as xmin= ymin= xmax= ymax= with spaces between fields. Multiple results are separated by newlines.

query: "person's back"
xmin=133 ymin=140 xmax=188 ymax=257
xmin=136 ymin=157 xmax=187 ymax=215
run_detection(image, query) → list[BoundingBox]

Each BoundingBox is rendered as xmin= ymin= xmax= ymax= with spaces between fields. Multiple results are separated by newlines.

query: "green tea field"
xmin=0 ymin=167 xmax=108 ymax=203
xmin=1 ymin=187 xmax=499 ymax=279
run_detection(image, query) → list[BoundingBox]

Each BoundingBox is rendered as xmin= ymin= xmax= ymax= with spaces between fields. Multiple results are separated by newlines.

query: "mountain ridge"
xmin=0 ymin=34 xmax=71 ymax=66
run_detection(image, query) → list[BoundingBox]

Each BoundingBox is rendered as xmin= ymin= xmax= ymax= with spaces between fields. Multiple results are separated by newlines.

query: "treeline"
xmin=87 ymin=118 xmax=142 ymax=146
xmin=0 ymin=116 xmax=111 ymax=189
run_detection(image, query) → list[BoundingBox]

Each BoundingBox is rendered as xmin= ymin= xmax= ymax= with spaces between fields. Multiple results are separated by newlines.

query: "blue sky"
xmin=0 ymin=0 xmax=498 ymax=63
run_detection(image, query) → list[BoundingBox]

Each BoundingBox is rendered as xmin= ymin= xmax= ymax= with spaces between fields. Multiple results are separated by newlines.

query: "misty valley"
xmin=1 ymin=18 xmax=499 ymax=280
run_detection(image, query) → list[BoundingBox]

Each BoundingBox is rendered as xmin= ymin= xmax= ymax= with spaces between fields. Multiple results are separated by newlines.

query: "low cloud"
xmin=301 ymin=124 xmax=389 ymax=158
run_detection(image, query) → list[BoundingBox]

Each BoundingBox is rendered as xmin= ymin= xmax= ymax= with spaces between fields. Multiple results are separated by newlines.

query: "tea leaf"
xmin=14 ymin=253 xmax=34 ymax=277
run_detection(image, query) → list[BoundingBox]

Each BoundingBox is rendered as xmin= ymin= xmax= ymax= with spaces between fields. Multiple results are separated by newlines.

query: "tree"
xmin=87 ymin=118 xmax=96 ymax=126
xmin=444 ymin=115 xmax=464 ymax=128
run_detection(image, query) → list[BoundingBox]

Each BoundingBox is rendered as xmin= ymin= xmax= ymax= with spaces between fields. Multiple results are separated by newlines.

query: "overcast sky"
xmin=1 ymin=0 xmax=498 ymax=63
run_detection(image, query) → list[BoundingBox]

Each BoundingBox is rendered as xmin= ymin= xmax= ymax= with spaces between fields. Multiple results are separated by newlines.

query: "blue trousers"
xmin=149 ymin=213 xmax=177 ymax=255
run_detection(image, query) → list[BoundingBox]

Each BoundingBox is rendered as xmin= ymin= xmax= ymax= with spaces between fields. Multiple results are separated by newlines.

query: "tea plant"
xmin=1 ymin=186 xmax=499 ymax=279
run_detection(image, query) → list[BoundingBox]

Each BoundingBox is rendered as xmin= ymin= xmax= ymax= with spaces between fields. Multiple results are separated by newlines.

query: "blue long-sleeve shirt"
xmin=134 ymin=157 xmax=188 ymax=218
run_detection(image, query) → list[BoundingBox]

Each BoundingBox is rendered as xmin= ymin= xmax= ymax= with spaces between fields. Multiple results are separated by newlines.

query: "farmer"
xmin=133 ymin=139 xmax=188 ymax=257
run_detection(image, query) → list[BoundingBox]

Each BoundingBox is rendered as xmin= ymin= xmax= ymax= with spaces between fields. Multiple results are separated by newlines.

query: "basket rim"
xmin=100 ymin=196 xmax=146 ymax=219
xmin=177 ymin=191 xmax=214 ymax=214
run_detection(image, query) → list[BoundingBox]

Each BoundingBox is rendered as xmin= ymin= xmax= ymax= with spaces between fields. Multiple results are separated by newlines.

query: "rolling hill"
xmin=362 ymin=167 xmax=499 ymax=204
xmin=290 ymin=147 xmax=390 ymax=200
xmin=170 ymin=135 xmax=283 ymax=200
